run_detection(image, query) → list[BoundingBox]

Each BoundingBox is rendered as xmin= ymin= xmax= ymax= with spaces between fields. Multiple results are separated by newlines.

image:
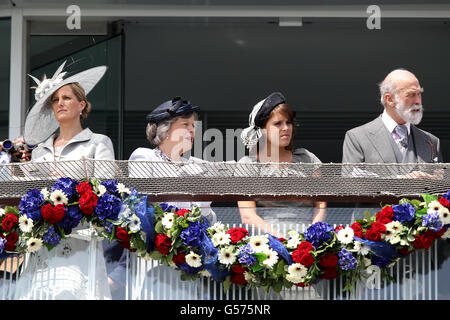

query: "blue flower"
xmin=237 ymin=244 xmax=256 ymax=266
xmin=180 ymin=221 xmax=205 ymax=247
xmin=95 ymin=193 xmax=122 ymax=222
xmin=443 ymin=190 xmax=450 ymax=201
xmin=371 ymin=255 xmax=392 ymax=267
xmin=101 ymin=180 xmax=119 ymax=195
xmin=422 ymin=212 xmax=443 ymax=232
xmin=177 ymin=262 xmax=204 ymax=274
xmin=304 ymin=222 xmax=334 ymax=248
xmin=43 ymin=226 xmax=61 ymax=246
xmin=392 ymin=203 xmax=415 ymax=223
xmin=58 ymin=205 xmax=83 ymax=233
xmin=19 ymin=189 xmax=44 ymax=221
xmin=338 ymin=248 xmax=357 ymax=271
xmin=0 ymin=238 xmax=6 ymax=254
xmin=160 ymin=202 xmax=178 ymax=213
xmin=52 ymin=177 xmax=78 ymax=200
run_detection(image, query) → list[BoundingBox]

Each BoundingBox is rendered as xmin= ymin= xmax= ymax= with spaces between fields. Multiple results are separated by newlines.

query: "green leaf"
xmin=254 ymin=252 xmax=267 ymax=263
xmin=422 ymin=194 xmax=438 ymax=205
xmin=223 ymin=276 xmax=232 ymax=292
xmin=364 ymin=210 xmax=372 ymax=220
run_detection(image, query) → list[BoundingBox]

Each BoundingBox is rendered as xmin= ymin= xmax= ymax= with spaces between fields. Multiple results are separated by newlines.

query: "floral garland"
xmin=0 ymin=177 xmax=449 ymax=294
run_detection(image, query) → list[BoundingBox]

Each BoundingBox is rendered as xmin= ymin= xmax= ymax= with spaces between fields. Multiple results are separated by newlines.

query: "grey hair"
xmin=145 ymin=112 xmax=198 ymax=147
xmin=378 ymin=68 xmax=408 ymax=107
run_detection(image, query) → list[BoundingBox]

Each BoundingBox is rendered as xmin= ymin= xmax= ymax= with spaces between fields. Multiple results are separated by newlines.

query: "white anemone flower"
xmin=186 ymin=251 xmax=202 ymax=268
xmin=249 ymin=235 xmax=269 ymax=253
xmin=218 ymin=246 xmax=237 ymax=265
xmin=161 ymin=212 xmax=175 ymax=230
xmin=337 ymin=227 xmax=354 ymax=244
xmin=40 ymin=188 xmax=50 ymax=201
xmin=128 ymin=214 xmax=141 ymax=233
xmin=50 ymin=190 xmax=68 ymax=205
xmin=438 ymin=207 xmax=450 ymax=225
xmin=117 ymin=183 xmax=131 ymax=194
xmin=94 ymin=184 xmax=107 ymax=197
xmin=353 ymin=241 xmax=370 ymax=256
xmin=286 ymin=263 xmax=308 ymax=284
xmin=427 ymin=200 xmax=444 ymax=214
xmin=212 ymin=231 xmax=231 ymax=247
xmin=286 ymin=231 xmax=301 ymax=249
xmin=26 ymin=237 xmax=43 ymax=253
xmin=19 ymin=215 xmax=34 ymax=233
xmin=209 ymin=222 xmax=226 ymax=233
xmin=262 ymin=248 xmax=278 ymax=269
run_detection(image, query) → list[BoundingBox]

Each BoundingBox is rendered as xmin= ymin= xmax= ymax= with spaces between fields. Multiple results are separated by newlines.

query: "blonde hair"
xmin=68 ymin=82 xmax=92 ymax=120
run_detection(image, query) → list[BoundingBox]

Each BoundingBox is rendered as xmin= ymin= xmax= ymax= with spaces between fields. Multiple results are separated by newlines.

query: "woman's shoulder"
xmin=129 ymin=147 xmax=157 ymax=161
xmin=237 ymin=156 xmax=257 ymax=163
xmin=292 ymin=148 xmax=322 ymax=164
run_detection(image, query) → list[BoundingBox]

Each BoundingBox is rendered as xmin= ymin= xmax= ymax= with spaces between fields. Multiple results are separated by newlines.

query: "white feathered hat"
xmin=23 ymin=61 xmax=107 ymax=145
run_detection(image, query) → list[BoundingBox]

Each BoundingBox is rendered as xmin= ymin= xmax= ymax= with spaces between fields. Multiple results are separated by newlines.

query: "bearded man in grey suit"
xmin=343 ymin=69 xmax=442 ymax=170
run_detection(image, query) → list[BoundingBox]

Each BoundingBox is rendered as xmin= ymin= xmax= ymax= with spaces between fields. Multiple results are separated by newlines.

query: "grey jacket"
xmin=28 ymin=128 xmax=115 ymax=180
xmin=342 ymin=115 xmax=442 ymax=164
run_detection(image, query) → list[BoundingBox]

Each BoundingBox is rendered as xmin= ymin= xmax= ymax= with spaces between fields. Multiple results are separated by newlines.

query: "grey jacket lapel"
xmin=411 ymin=125 xmax=432 ymax=163
xmin=367 ymin=116 xmax=397 ymax=163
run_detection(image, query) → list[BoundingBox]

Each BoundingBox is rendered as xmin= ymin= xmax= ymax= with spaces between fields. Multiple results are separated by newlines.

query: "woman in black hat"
xmin=128 ymin=97 xmax=216 ymax=299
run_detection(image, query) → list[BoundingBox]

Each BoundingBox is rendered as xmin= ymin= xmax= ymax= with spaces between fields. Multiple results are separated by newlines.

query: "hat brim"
xmin=23 ymin=66 xmax=108 ymax=145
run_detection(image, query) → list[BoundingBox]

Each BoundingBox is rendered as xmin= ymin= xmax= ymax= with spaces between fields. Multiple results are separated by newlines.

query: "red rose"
xmin=412 ymin=234 xmax=434 ymax=250
xmin=226 ymin=227 xmax=249 ymax=244
xmin=398 ymin=246 xmax=414 ymax=256
xmin=76 ymin=181 xmax=93 ymax=195
xmin=115 ymin=227 xmax=131 ymax=242
xmin=174 ymin=209 xmax=191 ymax=217
xmin=319 ymin=253 xmax=338 ymax=268
xmin=295 ymin=282 xmax=311 ymax=287
xmin=172 ymin=253 xmax=186 ymax=265
xmin=365 ymin=229 xmax=382 ymax=242
xmin=425 ymin=228 xmax=446 ymax=240
xmin=376 ymin=206 xmax=394 ymax=224
xmin=79 ymin=192 xmax=98 ymax=215
xmin=334 ymin=225 xmax=345 ymax=232
xmin=439 ymin=197 xmax=450 ymax=208
xmin=41 ymin=204 xmax=65 ymax=224
xmin=321 ymin=267 xmax=339 ymax=280
xmin=4 ymin=241 xmax=16 ymax=251
xmin=155 ymin=234 xmax=172 ymax=255
xmin=6 ymin=231 xmax=18 ymax=244
xmin=370 ymin=222 xmax=386 ymax=234
xmin=230 ymin=274 xmax=247 ymax=285
xmin=350 ymin=222 xmax=364 ymax=238
xmin=231 ymin=264 xmax=248 ymax=274
xmin=297 ymin=241 xmax=314 ymax=253
xmin=292 ymin=250 xmax=315 ymax=267
xmin=1 ymin=213 xmax=18 ymax=232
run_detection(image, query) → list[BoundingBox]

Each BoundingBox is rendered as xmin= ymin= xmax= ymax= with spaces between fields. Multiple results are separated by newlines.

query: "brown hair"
xmin=68 ymin=82 xmax=92 ymax=120
xmin=262 ymin=103 xmax=295 ymax=151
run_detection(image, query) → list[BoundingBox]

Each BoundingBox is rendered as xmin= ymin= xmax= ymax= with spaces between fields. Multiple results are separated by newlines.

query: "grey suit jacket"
xmin=342 ymin=115 xmax=442 ymax=164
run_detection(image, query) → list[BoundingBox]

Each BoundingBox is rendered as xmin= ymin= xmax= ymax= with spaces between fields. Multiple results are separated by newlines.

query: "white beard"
xmin=394 ymin=97 xmax=423 ymax=125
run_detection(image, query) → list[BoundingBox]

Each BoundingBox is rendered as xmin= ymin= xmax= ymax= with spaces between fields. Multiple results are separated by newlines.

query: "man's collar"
xmin=381 ymin=109 xmax=411 ymax=134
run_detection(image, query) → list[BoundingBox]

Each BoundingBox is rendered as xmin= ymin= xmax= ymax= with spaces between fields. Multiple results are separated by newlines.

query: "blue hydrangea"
xmin=304 ymin=222 xmax=334 ymax=248
xmin=95 ymin=193 xmax=122 ymax=222
xmin=180 ymin=221 xmax=205 ymax=247
xmin=52 ymin=177 xmax=79 ymax=199
xmin=371 ymin=255 xmax=392 ymax=267
xmin=0 ymin=238 xmax=6 ymax=254
xmin=338 ymin=249 xmax=357 ymax=270
xmin=101 ymin=180 xmax=119 ymax=195
xmin=237 ymin=244 xmax=256 ymax=266
xmin=160 ymin=202 xmax=178 ymax=213
xmin=58 ymin=205 xmax=83 ymax=233
xmin=392 ymin=203 xmax=416 ymax=223
xmin=19 ymin=189 xmax=44 ymax=221
xmin=43 ymin=226 xmax=61 ymax=246
xmin=422 ymin=212 xmax=443 ymax=232
xmin=177 ymin=262 xmax=204 ymax=274
xmin=443 ymin=190 xmax=450 ymax=201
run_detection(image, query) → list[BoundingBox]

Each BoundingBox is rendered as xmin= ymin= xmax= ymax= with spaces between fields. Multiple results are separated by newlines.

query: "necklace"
xmin=155 ymin=147 xmax=172 ymax=162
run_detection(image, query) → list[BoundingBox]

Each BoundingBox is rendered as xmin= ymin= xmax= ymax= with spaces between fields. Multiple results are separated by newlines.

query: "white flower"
xmin=438 ymin=207 xmax=450 ymax=225
xmin=26 ymin=237 xmax=43 ymax=253
xmin=117 ymin=183 xmax=131 ymax=194
xmin=0 ymin=208 xmax=5 ymax=217
xmin=244 ymin=271 xmax=256 ymax=283
xmin=262 ymin=248 xmax=278 ymax=269
xmin=161 ymin=212 xmax=175 ymax=230
xmin=186 ymin=251 xmax=202 ymax=268
xmin=337 ymin=227 xmax=354 ymax=244
xmin=19 ymin=215 xmax=34 ymax=233
xmin=128 ymin=214 xmax=141 ymax=233
xmin=119 ymin=207 xmax=132 ymax=221
xmin=50 ymin=190 xmax=68 ymax=205
xmin=286 ymin=231 xmax=301 ymax=249
xmin=441 ymin=228 xmax=450 ymax=239
xmin=384 ymin=221 xmax=403 ymax=243
xmin=286 ymin=263 xmax=308 ymax=284
xmin=218 ymin=246 xmax=237 ymax=265
xmin=363 ymin=257 xmax=372 ymax=267
xmin=40 ymin=188 xmax=50 ymax=201
xmin=199 ymin=269 xmax=211 ymax=278
xmin=94 ymin=184 xmax=107 ymax=197
xmin=249 ymin=235 xmax=269 ymax=253
xmin=353 ymin=241 xmax=370 ymax=256
xmin=212 ymin=232 xmax=231 ymax=247
xmin=427 ymin=201 xmax=446 ymax=215
xmin=209 ymin=222 xmax=226 ymax=233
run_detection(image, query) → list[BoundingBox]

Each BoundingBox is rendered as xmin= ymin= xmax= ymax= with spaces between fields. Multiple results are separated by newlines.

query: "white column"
xmin=9 ymin=8 xmax=27 ymax=140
